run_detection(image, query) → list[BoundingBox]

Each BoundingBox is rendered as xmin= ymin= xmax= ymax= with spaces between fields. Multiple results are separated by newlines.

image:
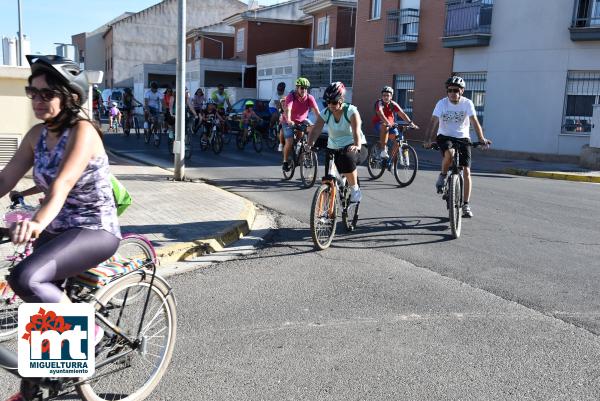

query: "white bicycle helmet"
xmin=445 ymin=76 xmax=466 ymax=89
xmin=27 ymin=55 xmax=89 ymax=105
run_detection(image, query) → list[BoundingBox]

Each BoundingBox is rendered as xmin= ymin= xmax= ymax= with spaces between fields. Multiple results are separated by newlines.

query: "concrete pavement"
xmin=1 ymin=156 xmax=257 ymax=266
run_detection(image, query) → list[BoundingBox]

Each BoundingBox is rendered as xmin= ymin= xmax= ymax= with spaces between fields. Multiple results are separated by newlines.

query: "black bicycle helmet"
xmin=323 ymin=81 xmax=346 ymax=103
xmin=26 ymin=54 xmax=88 ymax=105
xmin=124 ymin=87 xmax=132 ymax=94
xmin=150 ymin=81 xmax=158 ymax=90
xmin=445 ymin=75 xmax=466 ymax=89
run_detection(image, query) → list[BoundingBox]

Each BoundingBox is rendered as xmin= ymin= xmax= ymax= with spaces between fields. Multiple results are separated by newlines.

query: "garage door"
xmin=258 ymin=79 xmax=272 ymax=101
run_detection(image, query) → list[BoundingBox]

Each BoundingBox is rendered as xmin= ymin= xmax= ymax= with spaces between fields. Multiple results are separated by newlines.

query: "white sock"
xmin=351 ymin=184 xmax=359 ymax=191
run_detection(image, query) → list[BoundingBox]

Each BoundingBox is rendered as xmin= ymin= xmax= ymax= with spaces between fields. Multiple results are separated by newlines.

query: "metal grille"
xmin=300 ymin=48 xmax=354 ymax=88
xmin=444 ymin=0 xmax=494 ymax=37
xmin=563 ymin=71 xmax=600 ymax=133
xmin=394 ymin=74 xmax=415 ymax=118
xmin=455 ymin=72 xmax=487 ymax=124
xmin=385 ymin=8 xmax=419 ymax=44
xmin=0 ymin=136 xmax=20 ymax=167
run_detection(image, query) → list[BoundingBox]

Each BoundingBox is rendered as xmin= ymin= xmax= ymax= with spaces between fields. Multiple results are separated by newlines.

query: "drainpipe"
xmin=311 ymin=15 xmax=315 ymax=49
xmin=199 ymin=35 xmax=224 ymax=59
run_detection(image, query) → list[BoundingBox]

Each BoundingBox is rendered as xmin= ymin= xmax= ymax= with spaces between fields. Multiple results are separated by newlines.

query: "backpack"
xmin=323 ymin=103 xmax=352 ymax=124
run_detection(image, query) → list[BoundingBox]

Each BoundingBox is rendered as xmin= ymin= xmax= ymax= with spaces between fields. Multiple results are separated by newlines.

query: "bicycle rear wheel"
xmin=393 ymin=144 xmax=418 ymax=187
xmin=123 ymin=117 xmax=130 ymax=136
xmin=236 ymin=132 xmax=246 ymax=150
xmin=282 ymin=154 xmax=295 ymax=180
xmin=310 ymin=184 xmax=338 ymax=250
xmin=267 ymin=127 xmax=278 ymax=150
xmin=366 ymin=144 xmax=385 ymax=179
xmin=300 ymin=150 xmax=318 ymax=188
xmin=448 ymin=174 xmax=463 ymax=239
xmin=153 ymin=125 xmax=162 ymax=148
xmin=77 ymin=272 xmax=176 ymax=401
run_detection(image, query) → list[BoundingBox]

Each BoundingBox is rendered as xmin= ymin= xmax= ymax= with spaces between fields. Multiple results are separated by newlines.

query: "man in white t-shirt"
xmin=144 ymin=81 xmax=164 ymax=133
xmin=424 ymin=76 xmax=491 ymax=218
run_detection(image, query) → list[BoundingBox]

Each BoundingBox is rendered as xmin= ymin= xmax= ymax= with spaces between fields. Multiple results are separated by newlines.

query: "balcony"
xmin=570 ymin=0 xmax=600 ymax=41
xmin=384 ymin=8 xmax=419 ymax=52
xmin=442 ymin=0 xmax=493 ymax=48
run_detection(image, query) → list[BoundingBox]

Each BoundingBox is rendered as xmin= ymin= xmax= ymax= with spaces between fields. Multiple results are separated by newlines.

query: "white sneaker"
xmin=277 ymin=144 xmax=284 ymax=152
xmin=462 ymin=203 xmax=473 ymax=218
xmin=380 ymin=148 xmax=389 ymax=159
xmin=350 ymin=187 xmax=362 ymax=203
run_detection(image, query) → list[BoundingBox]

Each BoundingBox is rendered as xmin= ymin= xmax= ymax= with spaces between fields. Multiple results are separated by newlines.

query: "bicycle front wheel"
xmin=393 ymin=144 xmax=418 ymax=187
xmin=341 ymin=183 xmax=360 ymax=232
xmin=310 ymin=184 xmax=338 ymax=250
xmin=236 ymin=132 xmax=246 ymax=150
xmin=77 ymin=272 xmax=176 ymax=401
xmin=448 ymin=174 xmax=463 ymax=239
xmin=253 ymin=132 xmax=263 ymax=153
xmin=185 ymin=130 xmax=193 ymax=160
xmin=133 ymin=116 xmax=141 ymax=138
xmin=153 ymin=125 xmax=162 ymax=148
xmin=300 ymin=150 xmax=318 ymax=188
xmin=366 ymin=144 xmax=385 ymax=179
xmin=0 ymin=270 xmax=23 ymax=342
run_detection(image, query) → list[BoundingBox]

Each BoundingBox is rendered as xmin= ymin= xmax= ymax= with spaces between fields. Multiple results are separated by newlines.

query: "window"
xmin=394 ymin=74 xmax=415 ymax=119
xmin=186 ymin=43 xmax=192 ymax=61
xmin=574 ymin=0 xmax=600 ymax=27
xmin=455 ymin=72 xmax=487 ymax=125
xmin=194 ymin=40 xmax=201 ymax=59
xmin=371 ymin=0 xmax=381 ymax=19
xmin=317 ymin=16 xmax=330 ymax=45
xmin=563 ymin=71 xmax=600 ymax=133
xmin=236 ymin=28 xmax=245 ymax=52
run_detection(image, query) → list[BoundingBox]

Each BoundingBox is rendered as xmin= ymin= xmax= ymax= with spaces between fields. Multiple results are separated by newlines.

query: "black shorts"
xmin=330 ymin=145 xmax=359 ymax=174
xmin=436 ymin=135 xmax=472 ymax=167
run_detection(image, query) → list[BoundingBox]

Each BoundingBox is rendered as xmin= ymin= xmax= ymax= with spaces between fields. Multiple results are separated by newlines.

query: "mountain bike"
xmin=309 ymin=147 xmax=361 ymax=250
xmin=366 ymin=121 xmax=418 ymax=187
xmin=108 ymin=116 xmax=120 ymax=134
xmin=123 ymin=105 xmax=142 ymax=138
xmin=236 ymin=120 xmax=263 ymax=153
xmin=143 ymin=111 xmax=163 ymax=148
xmin=199 ymin=117 xmax=224 ymax=155
xmin=428 ymin=141 xmax=486 ymax=239
xmin=282 ymin=123 xmax=319 ymax=188
xmin=0 ymin=227 xmax=174 ymax=401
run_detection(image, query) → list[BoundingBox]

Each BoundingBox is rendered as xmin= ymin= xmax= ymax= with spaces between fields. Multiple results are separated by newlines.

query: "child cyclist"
xmin=108 ymin=101 xmax=122 ymax=133
xmin=240 ymin=100 xmax=261 ymax=141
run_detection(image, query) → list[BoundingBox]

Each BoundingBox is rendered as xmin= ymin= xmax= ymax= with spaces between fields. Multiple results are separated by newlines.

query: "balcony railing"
xmin=570 ymin=0 xmax=600 ymax=41
xmin=442 ymin=0 xmax=493 ymax=48
xmin=384 ymin=8 xmax=419 ymax=52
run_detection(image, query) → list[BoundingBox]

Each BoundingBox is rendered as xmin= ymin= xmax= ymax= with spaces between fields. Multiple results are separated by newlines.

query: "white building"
xmin=446 ymin=0 xmax=600 ymax=157
xmin=2 ymin=35 xmax=30 ymax=66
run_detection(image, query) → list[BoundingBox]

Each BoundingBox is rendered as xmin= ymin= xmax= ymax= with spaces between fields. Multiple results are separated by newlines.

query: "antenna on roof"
xmin=248 ymin=0 xmax=259 ymax=10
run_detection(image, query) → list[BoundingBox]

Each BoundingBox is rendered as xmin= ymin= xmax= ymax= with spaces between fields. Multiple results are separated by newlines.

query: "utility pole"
xmin=17 ymin=0 xmax=24 ymax=66
xmin=174 ymin=0 xmax=186 ymax=180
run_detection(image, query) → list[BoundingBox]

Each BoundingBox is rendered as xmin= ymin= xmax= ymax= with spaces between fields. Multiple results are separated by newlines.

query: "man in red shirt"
xmin=372 ymin=86 xmax=417 ymax=159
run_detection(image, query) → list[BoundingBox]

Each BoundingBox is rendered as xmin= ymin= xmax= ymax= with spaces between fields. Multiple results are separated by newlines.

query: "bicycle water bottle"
xmin=295 ymin=141 xmax=301 ymax=155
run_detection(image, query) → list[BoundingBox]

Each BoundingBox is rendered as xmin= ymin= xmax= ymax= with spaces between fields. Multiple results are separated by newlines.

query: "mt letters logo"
xmin=18 ymin=303 xmax=95 ymax=377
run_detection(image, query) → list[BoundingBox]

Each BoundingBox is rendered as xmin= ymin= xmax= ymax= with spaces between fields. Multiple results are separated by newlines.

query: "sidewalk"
xmin=412 ymin=144 xmax=600 ymax=183
xmin=1 ymin=161 xmax=256 ymax=266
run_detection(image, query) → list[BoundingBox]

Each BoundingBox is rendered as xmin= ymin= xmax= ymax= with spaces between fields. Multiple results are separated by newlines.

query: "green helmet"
xmin=244 ymin=100 xmax=254 ymax=107
xmin=295 ymin=77 xmax=310 ymax=88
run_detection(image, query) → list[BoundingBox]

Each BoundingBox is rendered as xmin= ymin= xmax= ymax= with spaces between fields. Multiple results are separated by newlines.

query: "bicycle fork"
xmin=320 ymin=178 xmax=337 ymax=218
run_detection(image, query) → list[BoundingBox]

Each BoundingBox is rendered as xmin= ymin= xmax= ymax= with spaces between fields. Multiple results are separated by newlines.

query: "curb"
xmin=501 ymin=168 xmax=600 ymax=183
xmin=107 ymin=149 xmax=258 ymax=265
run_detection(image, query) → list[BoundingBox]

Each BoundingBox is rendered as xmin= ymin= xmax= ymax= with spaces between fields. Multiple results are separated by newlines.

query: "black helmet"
xmin=124 ymin=87 xmax=132 ymax=94
xmin=323 ymin=81 xmax=346 ymax=103
xmin=26 ymin=55 xmax=88 ymax=105
xmin=277 ymin=82 xmax=286 ymax=91
xmin=445 ymin=76 xmax=465 ymax=89
xmin=150 ymin=81 xmax=158 ymax=89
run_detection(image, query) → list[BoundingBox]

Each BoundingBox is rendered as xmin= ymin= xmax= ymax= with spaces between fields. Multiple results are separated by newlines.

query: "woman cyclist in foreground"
xmin=0 ymin=55 xmax=121 ymax=401
xmin=307 ymin=81 xmax=366 ymax=202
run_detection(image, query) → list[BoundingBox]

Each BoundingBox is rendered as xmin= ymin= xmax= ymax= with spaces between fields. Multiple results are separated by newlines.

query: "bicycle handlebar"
xmin=425 ymin=141 xmax=490 ymax=151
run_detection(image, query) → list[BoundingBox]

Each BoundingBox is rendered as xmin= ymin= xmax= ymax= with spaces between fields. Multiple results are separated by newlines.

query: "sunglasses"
xmin=447 ymin=88 xmax=461 ymax=94
xmin=25 ymin=86 xmax=59 ymax=102
xmin=296 ymin=86 xmax=308 ymax=90
xmin=327 ymin=100 xmax=341 ymax=105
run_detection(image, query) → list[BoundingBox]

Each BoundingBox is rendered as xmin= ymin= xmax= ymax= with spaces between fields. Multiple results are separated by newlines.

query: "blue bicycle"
xmin=366 ymin=121 xmax=418 ymax=187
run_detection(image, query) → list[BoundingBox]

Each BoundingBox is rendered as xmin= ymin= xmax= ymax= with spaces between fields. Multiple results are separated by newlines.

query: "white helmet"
xmin=111 ymin=102 xmax=117 ymax=107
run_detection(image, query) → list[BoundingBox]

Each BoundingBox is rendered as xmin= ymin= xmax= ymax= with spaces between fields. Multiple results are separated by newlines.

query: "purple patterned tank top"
xmin=33 ymin=127 xmax=121 ymax=238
